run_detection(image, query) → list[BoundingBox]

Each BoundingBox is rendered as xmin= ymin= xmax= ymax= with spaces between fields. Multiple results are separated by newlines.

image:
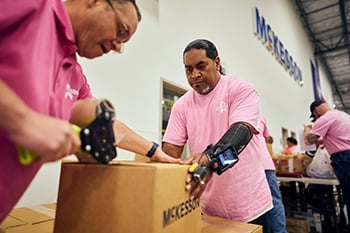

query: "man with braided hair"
xmin=162 ymin=39 xmax=273 ymax=232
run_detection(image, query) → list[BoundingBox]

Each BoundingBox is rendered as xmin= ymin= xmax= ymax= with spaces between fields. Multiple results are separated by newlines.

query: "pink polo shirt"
xmin=163 ymin=75 xmax=272 ymax=222
xmin=311 ymin=109 xmax=350 ymax=155
xmin=0 ymin=0 xmax=93 ymax=221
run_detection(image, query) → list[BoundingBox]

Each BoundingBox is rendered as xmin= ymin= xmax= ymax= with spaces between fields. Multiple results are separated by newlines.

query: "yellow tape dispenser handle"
xmin=18 ymin=124 xmax=81 ymax=165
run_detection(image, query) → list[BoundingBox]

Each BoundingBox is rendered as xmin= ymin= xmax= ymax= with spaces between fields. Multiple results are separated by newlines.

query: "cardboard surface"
xmin=201 ymin=215 xmax=262 ymax=233
xmin=6 ymin=220 xmax=54 ymax=233
xmin=1 ymin=205 xmax=263 ymax=233
xmin=1 ymin=161 xmax=263 ymax=233
xmin=0 ymin=205 xmax=55 ymax=233
xmin=54 ymin=161 xmax=202 ymax=233
xmin=0 ymin=216 xmax=26 ymax=229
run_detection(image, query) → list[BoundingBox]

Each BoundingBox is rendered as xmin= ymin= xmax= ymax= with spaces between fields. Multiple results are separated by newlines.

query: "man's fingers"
xmin=189 ymin=180 xmax=206 ymax=200
xmin=185 ymin=173 xmax=207 ymax=200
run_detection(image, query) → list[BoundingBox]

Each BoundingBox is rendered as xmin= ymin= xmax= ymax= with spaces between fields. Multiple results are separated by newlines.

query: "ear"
xmin=215 ymin=56 xmax=221 ymax=71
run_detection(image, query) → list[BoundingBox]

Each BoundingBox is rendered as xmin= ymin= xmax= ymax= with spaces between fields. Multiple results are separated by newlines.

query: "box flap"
xmin=0 ymin=216 xmax=26 ymax=229
xmin=6 ymin=220 xmax=54 ymax=233
xmin=8 ymin=206 xmax=54 ymax=225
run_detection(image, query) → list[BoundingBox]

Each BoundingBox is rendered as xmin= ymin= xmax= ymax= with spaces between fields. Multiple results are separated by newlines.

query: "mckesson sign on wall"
xmin=253 ymin=6 xmax=303 ymax=86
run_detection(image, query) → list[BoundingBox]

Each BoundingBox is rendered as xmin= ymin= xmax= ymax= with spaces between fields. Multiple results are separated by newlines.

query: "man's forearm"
xmin=70 ymin=99 xmax=99 ymax=126
xmin=304 ymin=133 xmax=320 ymax=145
xmin=162 ymin=142 xmax=183 ymax=159
xmin=113 ymin=120 xmax=155 ymax=156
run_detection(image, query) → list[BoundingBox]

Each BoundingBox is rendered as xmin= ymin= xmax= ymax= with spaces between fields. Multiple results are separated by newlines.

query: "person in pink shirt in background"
xmin=282 ymin=137 xmax=298 ymax=154
xmin=162 ymin=39 xmax=273 ymax=233
xmin=0 ymin=0 xmax=180 ymax=223
xmin=259 ymin=113 xmax=288 ymax=233
xmin=304 ymin=100 xmax=350 ymax=225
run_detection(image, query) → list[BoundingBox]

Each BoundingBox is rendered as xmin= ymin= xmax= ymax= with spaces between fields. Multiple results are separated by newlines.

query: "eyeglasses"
xmin=106 ymin=0 xmax=130 ymax=53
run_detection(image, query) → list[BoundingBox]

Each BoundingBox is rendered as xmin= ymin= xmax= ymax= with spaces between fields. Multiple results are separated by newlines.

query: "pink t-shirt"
xmin=163 ymin=76 xmax=272 ymax=222
xmin=257 ymin=114 xmax=275 ymax=170
xmin=282 ymin=145 xmax=297 ymax=154
xmin=0 ymin=0 xmax=93 ymax=221
xmin=311 ymin=109 xmax=350 ymax=155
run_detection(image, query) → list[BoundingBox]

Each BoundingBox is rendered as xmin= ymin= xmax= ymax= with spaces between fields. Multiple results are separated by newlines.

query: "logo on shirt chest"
xmin=216 ymin=101 xmax=228 ymax=113
xmin=64 ymin=84 xmax=78 ymax=100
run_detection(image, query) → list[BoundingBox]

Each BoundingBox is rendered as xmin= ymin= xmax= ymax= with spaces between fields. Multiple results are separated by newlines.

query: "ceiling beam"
xmin=295 ymin=0 xmax=349 ymax=112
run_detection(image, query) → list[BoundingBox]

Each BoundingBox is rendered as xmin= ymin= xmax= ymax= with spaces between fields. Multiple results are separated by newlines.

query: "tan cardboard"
xmin=201 ymin=215 xmax=262 ymax=233
xmin=6 ymin=220 xmax=54 ymax=233
xmin=54 ymin=161 xmax=201 ymax=233
xmin=1 ymin=205 xmax=55 ymax=233
xmin=274 ymin=154 xmax=312 ymax=177
xmin=0 ymin=216 xmax=26 ymax=229
xmin=2 ymin=205 xmax=263 ymax=233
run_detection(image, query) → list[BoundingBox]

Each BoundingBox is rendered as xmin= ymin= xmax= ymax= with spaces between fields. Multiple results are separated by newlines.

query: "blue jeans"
xmin=331 ymin=151 xmax=350 ymax=221
xmin=265 ymin=170 xmax=288 ymax=233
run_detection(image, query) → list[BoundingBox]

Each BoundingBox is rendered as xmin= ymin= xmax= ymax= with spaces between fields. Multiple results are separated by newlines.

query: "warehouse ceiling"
xmin=294 ymin=0 xmax=350 ymax=113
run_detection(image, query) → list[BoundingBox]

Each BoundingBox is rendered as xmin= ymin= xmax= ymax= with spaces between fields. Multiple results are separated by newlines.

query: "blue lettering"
xmin=267 ymin=25 xmax=273 ymax=51
xmin=253 ymin=6 xmax=303 ymax=86
xmin=279 ymin=41 xmax=285 ymax=65
xmin=254 ymin=7 xmax=267 ymax=42
xmin=289 ymin=56 xmax=295 ymax=75
xmin=284 ymin=49 xmax=290 ymax=69
xmin=273 ymin=34 xmax=279 ymax=57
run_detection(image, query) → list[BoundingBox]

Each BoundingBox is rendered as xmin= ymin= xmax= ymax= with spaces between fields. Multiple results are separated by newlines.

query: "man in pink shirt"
xmin=304 ymin=100 xmax=350 ymax=223
xmin=163 ymin=39 xmax=273 ymax=232
xmin=0 ymin=0 xmax=179 ymax=223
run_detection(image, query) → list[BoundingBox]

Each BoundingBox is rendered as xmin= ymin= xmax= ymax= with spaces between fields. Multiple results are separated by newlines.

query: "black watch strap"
xmin=146 ymin=142 xmax=159 ymax=158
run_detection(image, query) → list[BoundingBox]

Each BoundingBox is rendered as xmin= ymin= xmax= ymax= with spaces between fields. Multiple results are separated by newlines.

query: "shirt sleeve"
xmin=228 ymin=80 xmax=260 ymax=131
xmin=162 ymin=99 xmax=188 ymax=146
xmin=261 ymin=116 xmax=270 ymax=138
xmin=75 ymin=63 xmax=94 ymax=100
xmin=310 ymin=114 xmax=333 ymax=138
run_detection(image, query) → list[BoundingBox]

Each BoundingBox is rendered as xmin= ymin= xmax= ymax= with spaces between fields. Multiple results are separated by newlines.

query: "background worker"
xmin=304 ymin=100 xmax=350 ymax=222
xmin=0 ymin=0 xmax=179 ymax=223
xmin=282 ymin=137 xmax=298 ymax=154
xmin=162 ymin=39 xmax=272 ymax=232
xmin=259 ymin=113 xmax=288 ymax=233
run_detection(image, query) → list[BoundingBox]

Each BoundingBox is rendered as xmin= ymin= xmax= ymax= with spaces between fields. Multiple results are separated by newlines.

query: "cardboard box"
xmin=0 ymin=205 xmax=55 ymax=233
xmin=54 ymin=161 xmax=201 ymax=233
xmin=274 ymin=154 xmax=312 ymax=176
xmin=1 ymin=204 xmax=263 ymax=233
xmin=201 ymin=215 xmax=262 ymax=233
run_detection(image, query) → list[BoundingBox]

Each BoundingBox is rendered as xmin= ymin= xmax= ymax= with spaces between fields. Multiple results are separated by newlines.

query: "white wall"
xmin=16 ymin=0 xmax=333 ymax=207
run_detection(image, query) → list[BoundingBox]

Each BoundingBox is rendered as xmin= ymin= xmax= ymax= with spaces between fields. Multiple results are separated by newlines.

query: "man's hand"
xmin=183 ymin=153 xmax=212 ymax=200
xmin=304 ymin=124 xmax=312 ymax=133
xmin=10 ymin=111 xmax=81 ymax=163
xmin=304 ymin=124 xmax=320 ymax=145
